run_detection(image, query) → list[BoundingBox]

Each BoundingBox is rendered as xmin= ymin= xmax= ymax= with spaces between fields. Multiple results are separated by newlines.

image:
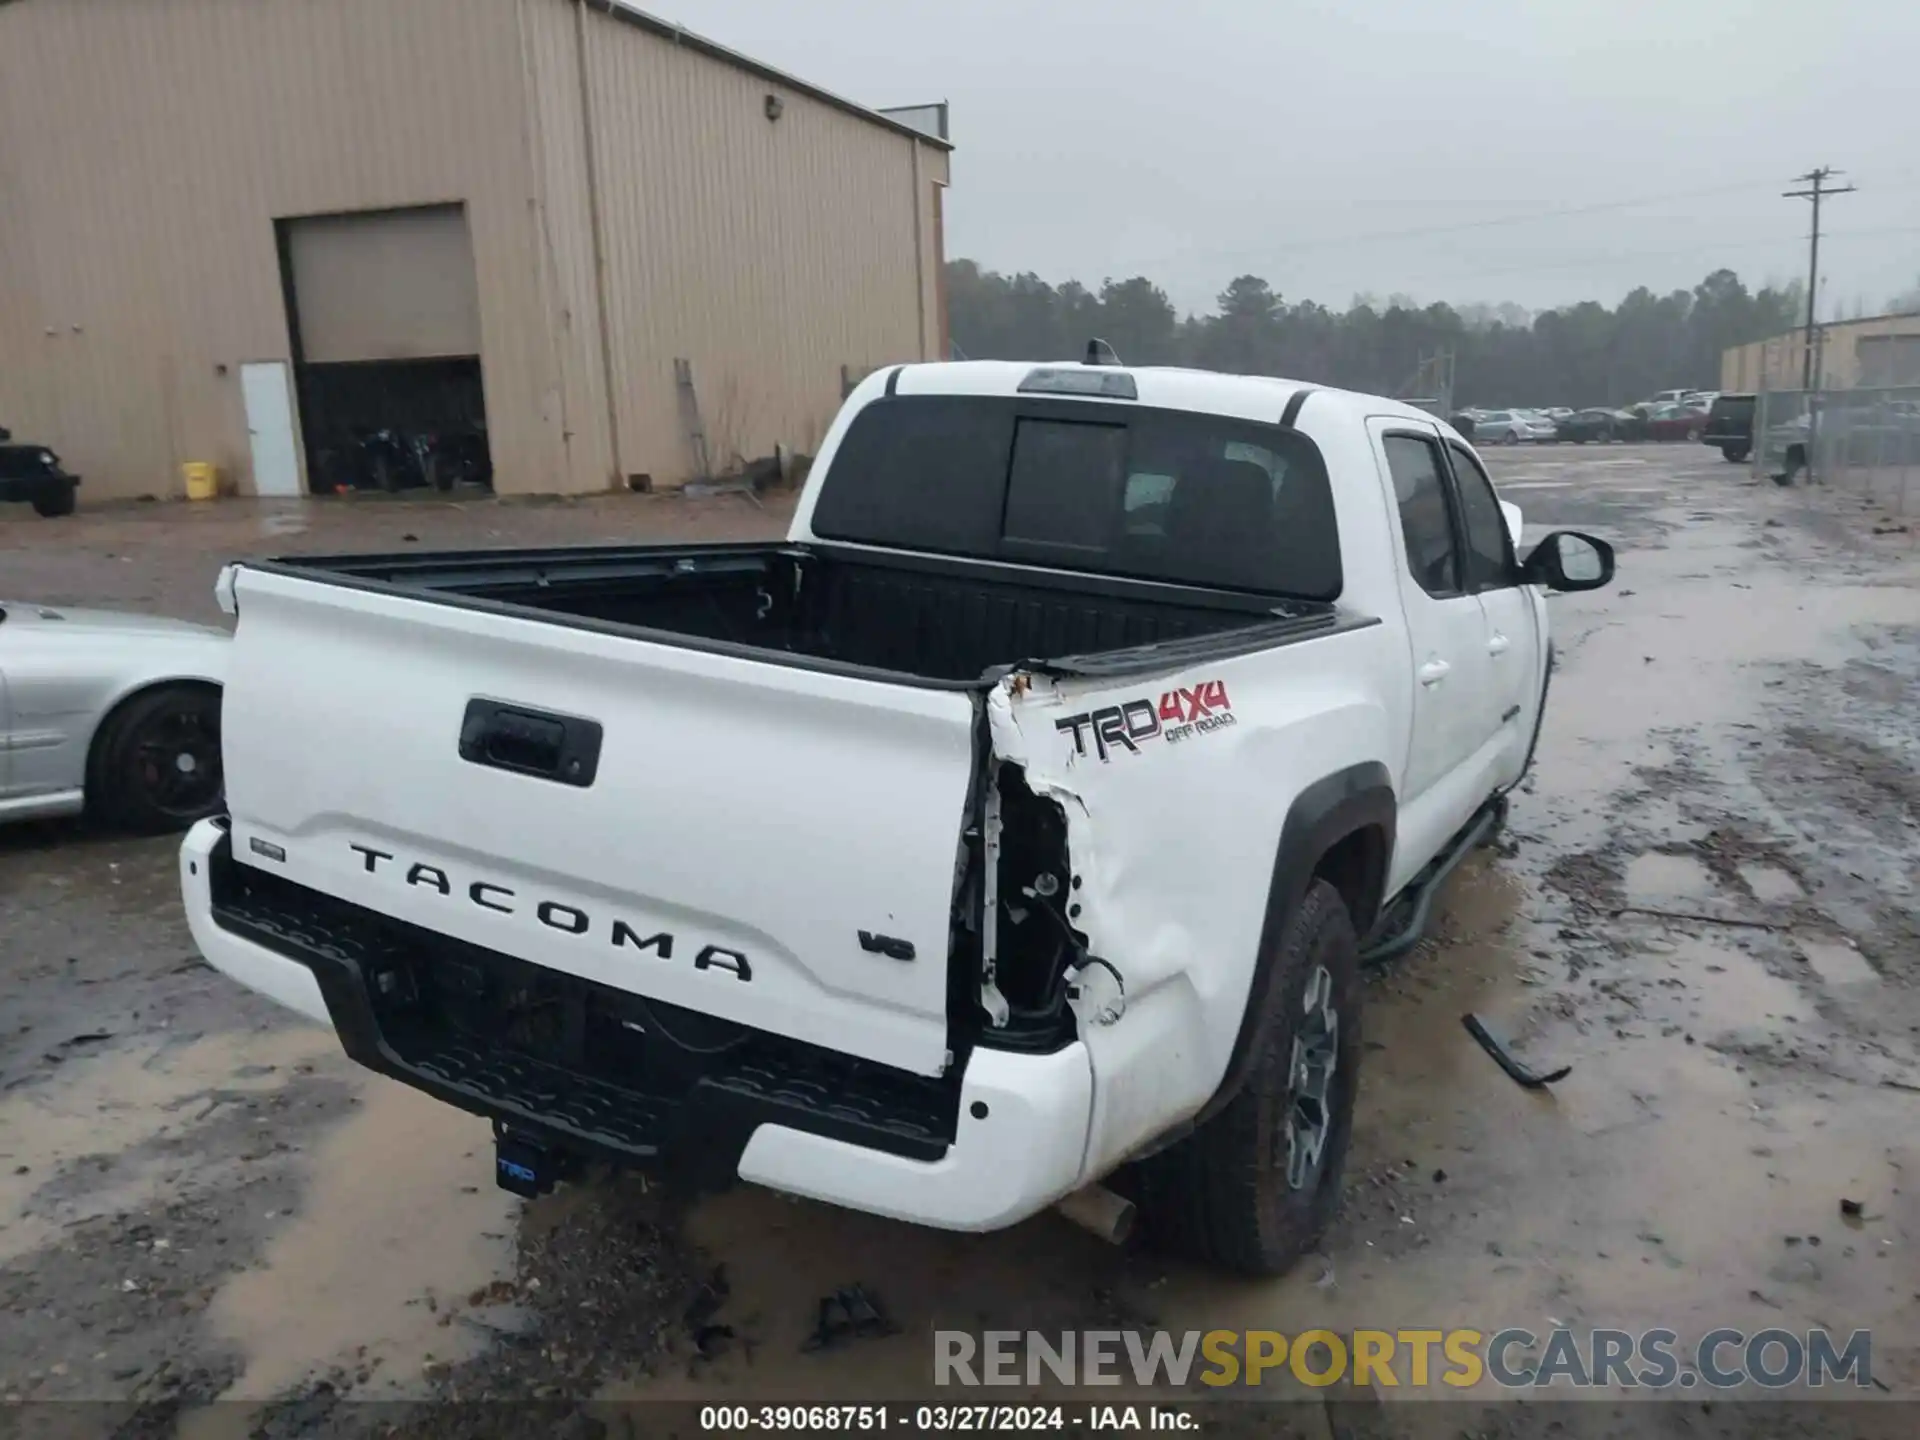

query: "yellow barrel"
xmin=182 ymin=462 xmax=218 ymax=502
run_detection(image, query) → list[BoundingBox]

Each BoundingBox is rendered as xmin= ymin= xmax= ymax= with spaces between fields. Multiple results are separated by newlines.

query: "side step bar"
xmin=1360 ymin=795 xmax=1505 ymax=966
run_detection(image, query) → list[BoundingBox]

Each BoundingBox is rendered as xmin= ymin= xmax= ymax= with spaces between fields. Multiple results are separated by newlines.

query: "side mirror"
xmin=1499 ymin=500 xmax=1523 ymax=550
xmin=1521 ymin=531 xmax=1614 ymax=592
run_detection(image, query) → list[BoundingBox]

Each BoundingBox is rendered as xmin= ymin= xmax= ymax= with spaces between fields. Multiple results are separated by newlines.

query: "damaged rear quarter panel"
xmin=991 ymin=624 xmax=1398 ymax=1181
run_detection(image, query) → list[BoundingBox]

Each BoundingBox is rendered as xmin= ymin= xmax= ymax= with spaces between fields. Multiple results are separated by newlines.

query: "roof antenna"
xmin=1085 ymin=338 xmax=1122 ymax=367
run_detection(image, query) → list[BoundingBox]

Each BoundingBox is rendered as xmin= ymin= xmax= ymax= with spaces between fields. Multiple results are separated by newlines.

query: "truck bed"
xmin=260 ymin=541 xmax=1341 ymax=685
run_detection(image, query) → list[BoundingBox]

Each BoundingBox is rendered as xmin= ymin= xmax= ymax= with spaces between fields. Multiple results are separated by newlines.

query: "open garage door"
xmin=280 ymin=205 xmax=492 ymax=495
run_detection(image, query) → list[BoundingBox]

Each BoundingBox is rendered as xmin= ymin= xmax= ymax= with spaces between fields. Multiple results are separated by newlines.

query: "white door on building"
xmin=241 ymin=362 xmax=302 ymax=498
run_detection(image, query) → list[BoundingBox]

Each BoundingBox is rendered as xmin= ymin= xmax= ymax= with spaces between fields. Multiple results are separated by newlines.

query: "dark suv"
xmin=0 ymin=426 xmax=80 ymax=516
xmin=1701 ymin=393 xmax=1755 ymax=463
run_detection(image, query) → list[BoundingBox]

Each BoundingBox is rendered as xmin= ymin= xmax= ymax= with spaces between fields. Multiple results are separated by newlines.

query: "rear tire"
xmin=1721 ymin=445 xmax=1749 ymax=463
xmin=88 ymin=683 xmax=224 ymax=834
xmin=1131 ymin=878 xmax=1362 ymax=1276
xmin=31 ymin=484 xmax=75 ymax=517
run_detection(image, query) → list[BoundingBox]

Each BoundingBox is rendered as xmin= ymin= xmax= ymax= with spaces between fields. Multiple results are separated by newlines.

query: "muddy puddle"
xmin=0 ymin=1026 xmax=340 ymax=1266
xmin=206 ymin=1078 xmax=517 ymax=1400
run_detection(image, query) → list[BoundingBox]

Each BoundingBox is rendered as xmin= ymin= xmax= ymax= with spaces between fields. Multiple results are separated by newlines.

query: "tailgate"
xmin=220 ymin=566 xmax=977 ymax=1077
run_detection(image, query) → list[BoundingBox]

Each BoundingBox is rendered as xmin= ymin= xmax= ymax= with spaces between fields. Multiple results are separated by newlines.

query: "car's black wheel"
xmin=31 ymin=485 xmax=76 ymax=518
xmin=1131 ymin=878 xmax=1362 ymax=1276
xmin=88 ymin=683 xmax=224 ymax=834
xmin=1722 ymin=445 xmax=1749 ymax=463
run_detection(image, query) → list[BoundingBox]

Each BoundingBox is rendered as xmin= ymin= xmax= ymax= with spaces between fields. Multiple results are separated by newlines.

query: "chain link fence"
xmin=1753 ymin=385 xmax=1920 ymax=511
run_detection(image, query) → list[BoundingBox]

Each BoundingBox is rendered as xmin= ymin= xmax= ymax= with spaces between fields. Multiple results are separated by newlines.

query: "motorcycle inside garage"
xmin=276 ymin=203 xmax=493 ymax=495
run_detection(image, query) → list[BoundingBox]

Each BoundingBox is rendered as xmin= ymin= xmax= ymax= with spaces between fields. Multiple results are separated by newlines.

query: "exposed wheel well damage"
xmin=1313 ymin=824 xmax=1389 ymax=938
xmin=1191 ymin=763 xmax=1396 ymax=1127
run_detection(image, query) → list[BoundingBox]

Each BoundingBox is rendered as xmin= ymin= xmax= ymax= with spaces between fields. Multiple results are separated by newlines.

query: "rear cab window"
xmin=811 ymin=396 xmax=1343 ymax=599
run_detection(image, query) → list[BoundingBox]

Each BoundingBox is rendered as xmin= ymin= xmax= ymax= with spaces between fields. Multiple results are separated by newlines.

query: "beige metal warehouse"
xmin=0 ymin=0 xmax=951 ymax=500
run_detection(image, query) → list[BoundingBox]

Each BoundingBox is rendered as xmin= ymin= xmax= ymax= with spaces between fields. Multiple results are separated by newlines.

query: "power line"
xmin=1262 ymin=179 xmax=1784 ymax=254
xmin=1395 ymin=223 xmax=1920 ymax=289
xmin=1127 ymin=173 xmax=1920 ymax=275
xmin=1784 ymin=167 xmax=1857 ymax=390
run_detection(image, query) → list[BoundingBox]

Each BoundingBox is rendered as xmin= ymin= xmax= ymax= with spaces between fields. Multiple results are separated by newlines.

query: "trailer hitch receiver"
xmin=493 ymin=1125 xmax=582 ymax=1198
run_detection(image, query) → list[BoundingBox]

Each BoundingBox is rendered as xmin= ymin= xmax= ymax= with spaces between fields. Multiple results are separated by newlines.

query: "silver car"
xmin=1472 ymin=409 xmax=1553 ymax=444
xmin=0 ymin=601 xmax=227 ymax=832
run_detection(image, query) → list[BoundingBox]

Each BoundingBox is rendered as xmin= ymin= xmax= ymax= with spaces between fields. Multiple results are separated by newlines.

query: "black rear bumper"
xmin=205 ymin=837 xmax=960 ymax=1182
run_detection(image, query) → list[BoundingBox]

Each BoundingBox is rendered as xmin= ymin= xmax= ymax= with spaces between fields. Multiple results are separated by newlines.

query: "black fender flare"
xmin=1194 ymin=761 xmax=1396 ymax=1127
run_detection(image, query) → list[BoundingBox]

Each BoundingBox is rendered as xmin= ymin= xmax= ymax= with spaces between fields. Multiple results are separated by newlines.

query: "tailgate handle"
xmin=460 ymin=699 xmax=603 ymax=787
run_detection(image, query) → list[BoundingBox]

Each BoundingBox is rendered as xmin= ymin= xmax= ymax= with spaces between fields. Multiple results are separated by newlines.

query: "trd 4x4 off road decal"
xmin=1055 ymin=680 xmax=1236 ymax=762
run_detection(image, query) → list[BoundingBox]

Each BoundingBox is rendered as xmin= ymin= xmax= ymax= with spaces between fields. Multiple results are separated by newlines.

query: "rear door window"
xmin=812 ymin=396 xmax=1343 ymax=599
xmin=1383 ymin=434 xmax=1461 ymax=598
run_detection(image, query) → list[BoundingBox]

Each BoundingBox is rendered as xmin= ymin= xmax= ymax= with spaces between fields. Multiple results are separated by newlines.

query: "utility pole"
xmin=1783 ymin=168 xmax=1854 ymax=484
xmin=1784 ymin=168 xmax=1856 ymax=391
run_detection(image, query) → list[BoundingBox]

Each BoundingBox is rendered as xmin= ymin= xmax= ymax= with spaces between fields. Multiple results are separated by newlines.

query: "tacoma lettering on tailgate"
xmin=347 ymin=843 xmax=754 ymax=980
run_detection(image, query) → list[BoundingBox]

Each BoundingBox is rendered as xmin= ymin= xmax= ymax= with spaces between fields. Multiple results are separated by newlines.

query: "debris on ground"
xmin=1839 ymin=1198 xmax=1865 ymax=1219
xmin=692 ymin=1323 xmax=735 ymax=1361
xmin=802 ymin=1285 xmax=896 ymax=1352
xmin=1461 ymin=1013 xmax=1572 ymax=1089
xmin=683 ymin=1265 xmax=730 ymax=1330
xmin=1610 ymin=904 xmax=1775 ymax=930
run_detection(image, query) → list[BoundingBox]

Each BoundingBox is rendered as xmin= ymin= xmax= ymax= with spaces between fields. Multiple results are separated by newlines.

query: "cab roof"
xmin=886 ymin=360 xmax=1444 ymax=431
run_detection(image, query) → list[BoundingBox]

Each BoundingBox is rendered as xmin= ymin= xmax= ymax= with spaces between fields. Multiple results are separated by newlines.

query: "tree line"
xmin=944 ymin=262 xmax=1806 ymax=408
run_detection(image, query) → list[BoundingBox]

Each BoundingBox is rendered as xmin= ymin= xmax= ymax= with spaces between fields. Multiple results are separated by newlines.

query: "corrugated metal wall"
xmin=1724 ymin=317 xmax=1920 ymax=394
xmin=516 ymin=0 xmax=618 ymax=494
xmin=562 ymin=2 xmax=949 ymax=485
xmin=0 ymin=0 xmax=948 ymax=500
xmin=0 ymin=0 xmax=572 ymax=500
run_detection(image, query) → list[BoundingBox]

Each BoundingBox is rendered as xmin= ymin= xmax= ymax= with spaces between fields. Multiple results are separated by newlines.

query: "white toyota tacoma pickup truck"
xmin=180 ymin=357 xmax=1611 ymax=1274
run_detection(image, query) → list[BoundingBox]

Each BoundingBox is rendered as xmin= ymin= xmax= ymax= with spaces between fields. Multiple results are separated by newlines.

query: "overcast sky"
xmin=659 ymin=0 xmax=1919 ymax=319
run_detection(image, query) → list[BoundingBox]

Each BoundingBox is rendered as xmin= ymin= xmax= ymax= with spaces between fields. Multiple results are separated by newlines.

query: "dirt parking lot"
xmin=4 ymin=446 xmax=1919 ymax=1437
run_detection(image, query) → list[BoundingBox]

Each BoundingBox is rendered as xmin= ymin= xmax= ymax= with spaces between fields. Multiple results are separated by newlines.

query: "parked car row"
xmin=1447 ymin=389 xmax=1723 ymax=447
